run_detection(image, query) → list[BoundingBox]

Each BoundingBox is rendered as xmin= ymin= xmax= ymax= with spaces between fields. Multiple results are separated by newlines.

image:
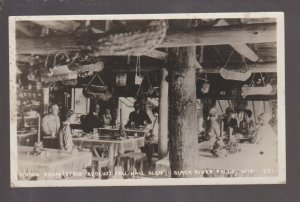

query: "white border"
xmin=9 ymin=12 xmax=285 ymax=187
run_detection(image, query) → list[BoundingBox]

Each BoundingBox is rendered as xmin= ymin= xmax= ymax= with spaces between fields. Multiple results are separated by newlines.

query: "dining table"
xmin=98 ymin=127 xmax=150 ymax=137
xmin=17 ymin=146 xmax=92 ymax=180
xmin=73 ymin=135 xmax=145 ymax=171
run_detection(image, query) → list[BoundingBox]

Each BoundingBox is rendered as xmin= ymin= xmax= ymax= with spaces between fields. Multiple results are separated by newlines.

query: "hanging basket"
xmin=82 ymin=88 xmax=112 ymax=101
xmin=82 ymin=73 xmax=112 ymax=101
xmin=241 ymin=84 xmax=273 ymax=97
xmin=41 ymin=65 xmax=78 ymax=83
xmin=219 ymin=49 xmax=252 ymax=81
xmin=220 ymin=67 xmax=252 ymax=81
xmin=68 ymin=61 xmax=104 ymax=72
xmin=41 ymin=53 xmax=78 ymax=83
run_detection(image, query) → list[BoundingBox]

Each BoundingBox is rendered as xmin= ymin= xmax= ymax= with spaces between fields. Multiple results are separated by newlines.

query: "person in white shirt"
xmin=41 ymin=104 xmax=60 ymax=137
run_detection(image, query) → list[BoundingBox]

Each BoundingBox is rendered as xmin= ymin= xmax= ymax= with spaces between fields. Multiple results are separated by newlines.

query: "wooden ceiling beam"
xmin=16 ymin=22 xmax=276 ymax=56
xmin=104 ymin=62 xmax=277 ymax=73
xmin=200 ymin=62 xmax=277 ymax=74
xmin=31 ymin=21 xmax=81 ymax=33
xmin=143 ymin=50 xmax=168 ymax=60
xmin=161 ymin=23 xmax=276 ymax=47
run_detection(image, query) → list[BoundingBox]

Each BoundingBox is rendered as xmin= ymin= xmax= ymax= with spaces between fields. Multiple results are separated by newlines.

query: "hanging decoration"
xmin=220 ymin=50 xmax=252 ymax=81
xmin=134 ymin=57 xmax=143 ymax=85
xmin=40 ymin=51 xmax=104 ymax=85
xmin=241 ymin=73 xmax=273 ymax=97
xmin=116 ymin=72 xmax=127 ymax=86
xmin=199 ymin=74 xmax=210 ymax=94
xmin=82 ymin=73 xmax=112 ymax=101
xmin=40 ymin=52 xmax=78 ymax=83
xmin=90 ymin=20 xmax=167 ymax=56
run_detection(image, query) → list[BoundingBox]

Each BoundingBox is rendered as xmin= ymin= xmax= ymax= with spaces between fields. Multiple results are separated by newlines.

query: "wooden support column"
xmin=168 ymin=47 xmax=198 ymax=178
xmin=43 ymin=88 xmax=50 ymax=115
xmin=158 ymin=67 xmax=169 ymax=159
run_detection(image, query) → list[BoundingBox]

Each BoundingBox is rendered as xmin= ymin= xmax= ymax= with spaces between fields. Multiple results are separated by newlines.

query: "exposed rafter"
xmin=16 ymin=23 xmax=276 ymax=58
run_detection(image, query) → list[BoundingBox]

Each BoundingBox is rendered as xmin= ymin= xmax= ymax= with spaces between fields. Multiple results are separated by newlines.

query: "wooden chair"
xmin=117 ymin=152 xmax=146 ymax=178
xmin=91 ymin=157 xmax=109 ymax=179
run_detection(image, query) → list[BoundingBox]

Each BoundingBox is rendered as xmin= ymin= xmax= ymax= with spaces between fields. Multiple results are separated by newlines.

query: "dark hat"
xmin=225 ymin=107 xmax=234 ymax=114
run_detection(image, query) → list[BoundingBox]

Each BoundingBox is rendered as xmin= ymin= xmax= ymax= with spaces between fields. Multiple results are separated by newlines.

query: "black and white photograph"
xmin=9 ymin=13 xmax=285 ymax=187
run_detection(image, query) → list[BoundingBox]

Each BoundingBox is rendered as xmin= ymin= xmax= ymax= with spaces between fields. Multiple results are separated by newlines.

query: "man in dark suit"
xmin=125 ymin=101 xmax=152 ymax=129
xmin=82 ymin=103 xmax=104 ymax=133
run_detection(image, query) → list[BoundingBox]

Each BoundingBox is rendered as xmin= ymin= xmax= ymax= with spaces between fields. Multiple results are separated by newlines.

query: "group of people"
xmin=40 ymin=101 xmax=159 ymax=158
xmin=41 ymin=103 xmax=113 ymax=152
xmin=205 ymin=106 xmax=277 ymax=155
xmin=41 ymin=104 xmax=79 ymax=152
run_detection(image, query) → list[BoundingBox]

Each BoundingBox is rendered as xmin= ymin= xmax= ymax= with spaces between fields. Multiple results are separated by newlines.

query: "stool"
xmin=91 ymin=157 xmax=109 ymax=179
xmin=118 ymin=152 xmax=146 ymax=178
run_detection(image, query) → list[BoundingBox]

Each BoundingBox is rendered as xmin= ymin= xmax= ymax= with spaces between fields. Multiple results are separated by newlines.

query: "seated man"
xmin=83 ymin=103 xmax=104 ymax=133
xmin=223 ymin=107 xmax=238 ymax=132
xmin=239 ymin=109 xmax=256 ymax=138
xmin=125 ymin=101 xmax=152 ymax=129
xmin=41 ymin=104 xmax=60 ymax=138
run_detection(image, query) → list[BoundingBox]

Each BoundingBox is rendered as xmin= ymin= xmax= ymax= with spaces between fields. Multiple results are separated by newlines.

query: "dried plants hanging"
xmin=220 ymin=50 xmax=252 ymax=81
xmin=91 ymin=20 xmax=167 ymax=56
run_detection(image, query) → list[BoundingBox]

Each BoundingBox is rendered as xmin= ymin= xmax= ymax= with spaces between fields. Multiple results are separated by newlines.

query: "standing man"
xmin=41 ymin=104 xmax=60 ymax=138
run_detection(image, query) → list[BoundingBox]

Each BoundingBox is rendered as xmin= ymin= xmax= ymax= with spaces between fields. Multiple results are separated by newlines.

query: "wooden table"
xmin=98 ymin=127 xmax=150 ymax=137
xmin=156 ymin=143 xmax=277 ymax=177
xmin=73 ymin=136 xmax=145 ymax=170
xmin=18 ymin=146 xmax=92 ymax=180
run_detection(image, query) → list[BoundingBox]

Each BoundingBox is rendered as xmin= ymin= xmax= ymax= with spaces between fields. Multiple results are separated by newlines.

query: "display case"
xmin=17 ymin=86 xmax=43 ymax=146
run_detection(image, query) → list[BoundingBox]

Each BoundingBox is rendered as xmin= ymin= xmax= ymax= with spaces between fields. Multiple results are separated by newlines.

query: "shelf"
xmin=17 ymin=88 xmax=43 ymax=93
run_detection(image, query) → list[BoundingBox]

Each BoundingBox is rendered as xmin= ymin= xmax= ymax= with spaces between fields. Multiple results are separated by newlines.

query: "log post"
xmin=158 ymin=67 xmax=169 ymax=159
xmin=168 ymin=47 xmax=198 ymax=178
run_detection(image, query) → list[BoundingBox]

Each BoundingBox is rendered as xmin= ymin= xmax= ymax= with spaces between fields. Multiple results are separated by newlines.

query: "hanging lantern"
xmin=116 ymin=73 xmax=127 ymax=86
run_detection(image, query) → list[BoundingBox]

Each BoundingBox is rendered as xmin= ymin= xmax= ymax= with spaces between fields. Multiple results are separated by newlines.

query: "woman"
xmin=58 ymin=109 xmax=77 ymax=152
xmin=103 ymin=108 xmax=112 ymax=126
